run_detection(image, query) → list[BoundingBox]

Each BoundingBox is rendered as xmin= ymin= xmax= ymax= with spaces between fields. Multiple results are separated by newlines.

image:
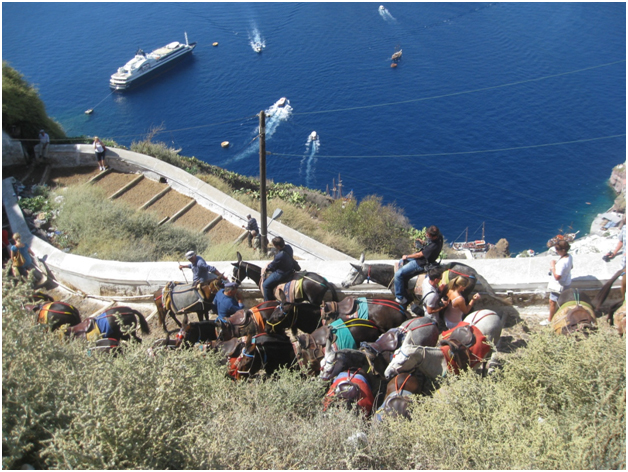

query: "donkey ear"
xmin=236 ymin=252 xmax=242 ymax=264
xmin=350 ymin=263 xmax=362 ymax=271
xmin=325 ymin=333 xmax=333 ymax=354
xmin=278 ymin=289 xmax=287 ymax=304
xmin=359 ymin=253 xmax=365 ymax=263
xmin=182 ymin=313 xmax=189 ymax=326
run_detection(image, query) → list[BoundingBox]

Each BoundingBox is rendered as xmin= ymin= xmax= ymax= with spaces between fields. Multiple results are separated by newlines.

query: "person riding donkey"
xmin=394 ymin=225 xmax=444 ymax=306
xmin=179 ymin=250 xmax=228 ymax=288
xmin=262 ymin=236 xmax=301 ymax=301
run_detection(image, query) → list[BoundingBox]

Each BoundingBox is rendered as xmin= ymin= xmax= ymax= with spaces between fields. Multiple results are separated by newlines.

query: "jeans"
xmin=263 ymin=270 xmax=291 ymax=301
xmin=394 ymin=259 xmax=425 ymax=300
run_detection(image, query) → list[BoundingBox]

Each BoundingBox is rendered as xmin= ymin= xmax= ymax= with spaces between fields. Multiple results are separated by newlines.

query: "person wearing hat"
xmin=542 ymin=240 xmax=573 ymax=326
xmin=179 ymin=250 xmax=227 ymax=286
xmin=262 ymin=236 xmax=299 ymax=301
xmin=38 ymin=129 xmax=50 ymax=161
xmin=242 ymin=214 xmax=259 ymax=248
xmin=393 ymin=225 xmax=443 ymax=305
xmin=212 ymin=282 xmax=244 ymax=321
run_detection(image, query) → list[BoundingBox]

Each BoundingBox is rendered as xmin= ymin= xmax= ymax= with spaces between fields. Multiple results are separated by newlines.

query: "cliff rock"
xmin=486 ymin=238 xmax=510 ymax=258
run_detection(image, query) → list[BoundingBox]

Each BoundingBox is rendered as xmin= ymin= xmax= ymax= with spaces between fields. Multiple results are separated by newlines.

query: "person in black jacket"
xmin=393 ymin=225 xmax=443 ymax=305
xmin=242 ymin=215 xmax=259 ymax=248
xmin=262 ymin=236 xmax=298 ymax=301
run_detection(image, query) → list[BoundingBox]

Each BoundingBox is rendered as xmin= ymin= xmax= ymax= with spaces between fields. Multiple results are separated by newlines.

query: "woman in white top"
xmin=93 ymin=137 xmax=107 ymax=171
xmin=545 ymin=240 xmax=573 ymax=325
xmin=442 ymin=276 xmax=481 ymax=330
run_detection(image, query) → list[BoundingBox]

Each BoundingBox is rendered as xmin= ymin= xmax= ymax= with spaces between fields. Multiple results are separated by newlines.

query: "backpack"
xmin=12 ymin=248 xmax=25 ymax=267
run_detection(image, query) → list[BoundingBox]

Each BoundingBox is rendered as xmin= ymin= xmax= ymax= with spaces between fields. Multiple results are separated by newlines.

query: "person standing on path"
xmin=93 ymin=137 xmax=108 ymax=171
xmin=179 ymin=250 xmax=227 ymax=286
xmin=543 ymin=240 xmax=573 ymax=325
xmin=38 ymin=130 xmax=50 ymax=161
xmin=242 ymin=214 xmax=259 ymax=248
xmin=9 ymin=232 xmax=40 ymax=281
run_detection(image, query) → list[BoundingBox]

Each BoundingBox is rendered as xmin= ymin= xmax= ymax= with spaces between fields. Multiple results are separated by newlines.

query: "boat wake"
xmin=300 ymin=132 xmax=320 ymax=187
xmin=378 ymin=5 xmax=397 ymax=23
xmin=229 ymin=98 xmax=293 ymax=163
xmin=249 ymin=26 xmax=265 ymax=53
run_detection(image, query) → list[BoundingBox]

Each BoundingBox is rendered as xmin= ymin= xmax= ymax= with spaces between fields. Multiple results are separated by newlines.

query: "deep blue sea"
xmin=3 ymin=2 xmax=625 ymax=254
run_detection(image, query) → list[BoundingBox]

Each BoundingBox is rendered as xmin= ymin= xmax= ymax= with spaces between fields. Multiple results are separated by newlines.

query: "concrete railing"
xmin=3 ymin=145 xmax=625 ymax=302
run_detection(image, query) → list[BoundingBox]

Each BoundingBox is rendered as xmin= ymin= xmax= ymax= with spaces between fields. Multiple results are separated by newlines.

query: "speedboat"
xmin=277 ymin=97 xmax=287 ymax=107
xmin=391 ymin=49 xmax=402 ymax=61
xmin=110 ymin=33 xmax=196 ymax=90
xmin=379 ymin=5 xmax=385 ymax=11
xmin=309 ymin=131 xmax=318 ymax=141
xmin=252 ymin=41 xmax=263 ymax=53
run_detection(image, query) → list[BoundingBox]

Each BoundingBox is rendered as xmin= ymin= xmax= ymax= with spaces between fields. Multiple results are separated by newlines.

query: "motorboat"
xmin=252 ymin=41 xmax=263 ymax=53
xmin=277 ymin=97 xmax=287 ymax=107
xmin=391 ymin=49 xmax=402 ymax=61
xmin=110 ymin=33 xmax=197 ymax=90
xmin=309 ymin=131 xmax=318 ymax=141
xmin=379 ymin=5 xmax=385 ymax=11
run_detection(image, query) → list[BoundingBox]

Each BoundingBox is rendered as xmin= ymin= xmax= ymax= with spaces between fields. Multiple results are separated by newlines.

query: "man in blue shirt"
xmin=179 ymin=250 xmax=227 ymax=286
xmin=262 ymin=236 xmax=299 ymax=301
xmin=212 ymin=282 xmax=245 ymax=321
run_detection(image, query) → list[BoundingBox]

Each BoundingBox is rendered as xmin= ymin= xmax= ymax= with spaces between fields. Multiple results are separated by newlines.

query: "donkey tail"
xmin=135 ymin=312 xmax=151 ymax=334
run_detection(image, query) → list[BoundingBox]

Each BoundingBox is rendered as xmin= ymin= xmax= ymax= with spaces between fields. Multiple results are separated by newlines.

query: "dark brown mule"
xmin=174 ymin=319 xmax=220 ymax=348
xmin=231 ymin=252 xmax=337 ymax=305
xmin=265 ymin=291 xmax=324 ymax=335
xmin=375 ymin=373 xmax=425 ymax=421
xmin=216 ymin=301 xmax=278 ymax=341
xmin=592 ymin=267 xmax=626 ymax=334
xmin=68 ymin=306 xmax=150 ymax=342
xmin=233 ymin=333 xmax=296 ymax=380
xmin=155 ymin=278 xmax=223 ymax=332
xmin=321 ymin=297 xmax=408 ymax=333
xmin=34 ymin=301 xmax=81 ymax=331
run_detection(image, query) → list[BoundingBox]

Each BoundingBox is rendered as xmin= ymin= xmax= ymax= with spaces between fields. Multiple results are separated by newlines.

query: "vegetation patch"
xmin=3 ymin=277 xmax=624 ymax=469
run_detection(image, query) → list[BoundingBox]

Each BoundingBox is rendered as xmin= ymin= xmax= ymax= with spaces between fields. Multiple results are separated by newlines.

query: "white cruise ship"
xmin=110 ymin=33 xmax=196 ymax=90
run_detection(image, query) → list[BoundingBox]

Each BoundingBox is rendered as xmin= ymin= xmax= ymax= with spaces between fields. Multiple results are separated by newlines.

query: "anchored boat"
xmin=110 ymin=33 xmax=197 ymax=90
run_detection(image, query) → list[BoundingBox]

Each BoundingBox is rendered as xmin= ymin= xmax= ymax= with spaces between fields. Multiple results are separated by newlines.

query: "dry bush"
xmin=52 ymin=185 xmax=209 ymax=262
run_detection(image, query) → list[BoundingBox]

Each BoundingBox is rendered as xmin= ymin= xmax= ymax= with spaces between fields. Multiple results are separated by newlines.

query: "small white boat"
xmin=277 ymin=97 xmax=287 ymax=107
xmin=221 ymin=141 xmax=230 ymax=148
xmin=309 ymin=131 xmax=318 ymax=141
xmin=110 ymin=33 xmax=196 ymax=90
xmin=252 ymin=42 xmax=263 ymax=53
xmin=391 ymin=49 xmax=402 ymax=61
xmin=379 ymin=5 xmax=385 ymax=11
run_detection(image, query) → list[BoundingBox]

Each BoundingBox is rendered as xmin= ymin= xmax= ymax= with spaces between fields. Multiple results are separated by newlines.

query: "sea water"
xmin=2 ymin=2 xmax=625 ymax=253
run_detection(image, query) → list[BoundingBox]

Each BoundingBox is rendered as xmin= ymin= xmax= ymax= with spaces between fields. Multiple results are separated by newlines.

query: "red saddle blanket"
xmin=439 ymin=322 xmax=491 ymax=374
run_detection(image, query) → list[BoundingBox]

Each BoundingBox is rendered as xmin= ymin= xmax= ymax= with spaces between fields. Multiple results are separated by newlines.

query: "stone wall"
xmin=2 ymin=131 xmax=27 ymax=166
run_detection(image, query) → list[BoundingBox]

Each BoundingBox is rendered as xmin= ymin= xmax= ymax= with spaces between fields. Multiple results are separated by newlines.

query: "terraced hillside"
xmin=6 ymin=165 xmax=246 ymax=246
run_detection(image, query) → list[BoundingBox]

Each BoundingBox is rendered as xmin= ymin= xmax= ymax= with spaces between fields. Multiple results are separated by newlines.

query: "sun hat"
xmin=185 ymin=250 xmax=196 ymax=259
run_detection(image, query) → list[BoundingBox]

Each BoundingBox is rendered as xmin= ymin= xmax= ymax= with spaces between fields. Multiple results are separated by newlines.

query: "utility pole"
xmin=259 ymin=111 xmax=268 ymax=254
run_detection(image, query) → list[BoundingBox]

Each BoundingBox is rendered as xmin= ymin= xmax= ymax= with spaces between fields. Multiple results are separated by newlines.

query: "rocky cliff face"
xmin=609 ymin=163 xmax=626 ymax=213
xmin=609 ymin=163 xmax=626 ymax=195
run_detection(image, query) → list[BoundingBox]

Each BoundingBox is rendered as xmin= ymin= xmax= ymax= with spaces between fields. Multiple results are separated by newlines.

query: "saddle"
xmin=552 ymin=301 xmax=597 ymax=335
xmin=163 ymin=281 xmax=214 ymax=314
xmin=439 ymin=323 xmax=491 ymax=374
xmin=293 ymin=333 xmax=325 ymax=370
xmin=362 ymin=328 xmax=402 ymax=355
xmin=322 ymin=297 xmax=357 ymax=317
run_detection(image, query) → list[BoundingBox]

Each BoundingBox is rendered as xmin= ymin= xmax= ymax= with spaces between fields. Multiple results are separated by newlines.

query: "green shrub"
xmin=2 ymin=62 xmax=65 ymax=140
xmin=2 ymin=275 xmax=625 ymax=469
xmin=322 ymin=195 xmax=414 ymax=256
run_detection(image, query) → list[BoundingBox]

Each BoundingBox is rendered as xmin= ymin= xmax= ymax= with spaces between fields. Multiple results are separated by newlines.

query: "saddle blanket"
xmin=329 ymin=318 xmax=357 ymax=350
xmin=86 ymin=314 xmax=114 ymax=341
xmin=274 ymin=278 xmax=304 ymax=303
xmin=324 ymin=371 xmax=374 ymax=415
xmin=165 ymin=282 xmax=206 ymax=314
xmin=440 ymin=322 xmax=491 ymax=374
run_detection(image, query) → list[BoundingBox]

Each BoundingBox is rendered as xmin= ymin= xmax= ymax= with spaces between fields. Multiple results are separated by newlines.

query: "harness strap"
xmin=395 ymin=374 xmax=411 ymax=394
xmin=449 ymin=269 xmax=476 ymax=280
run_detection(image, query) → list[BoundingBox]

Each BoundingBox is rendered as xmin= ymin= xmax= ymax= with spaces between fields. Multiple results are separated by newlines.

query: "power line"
xmin=291 ymin=59 xmax=626 ymax=116
xmin=268 ymin=134 xmax=625 ymax=159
